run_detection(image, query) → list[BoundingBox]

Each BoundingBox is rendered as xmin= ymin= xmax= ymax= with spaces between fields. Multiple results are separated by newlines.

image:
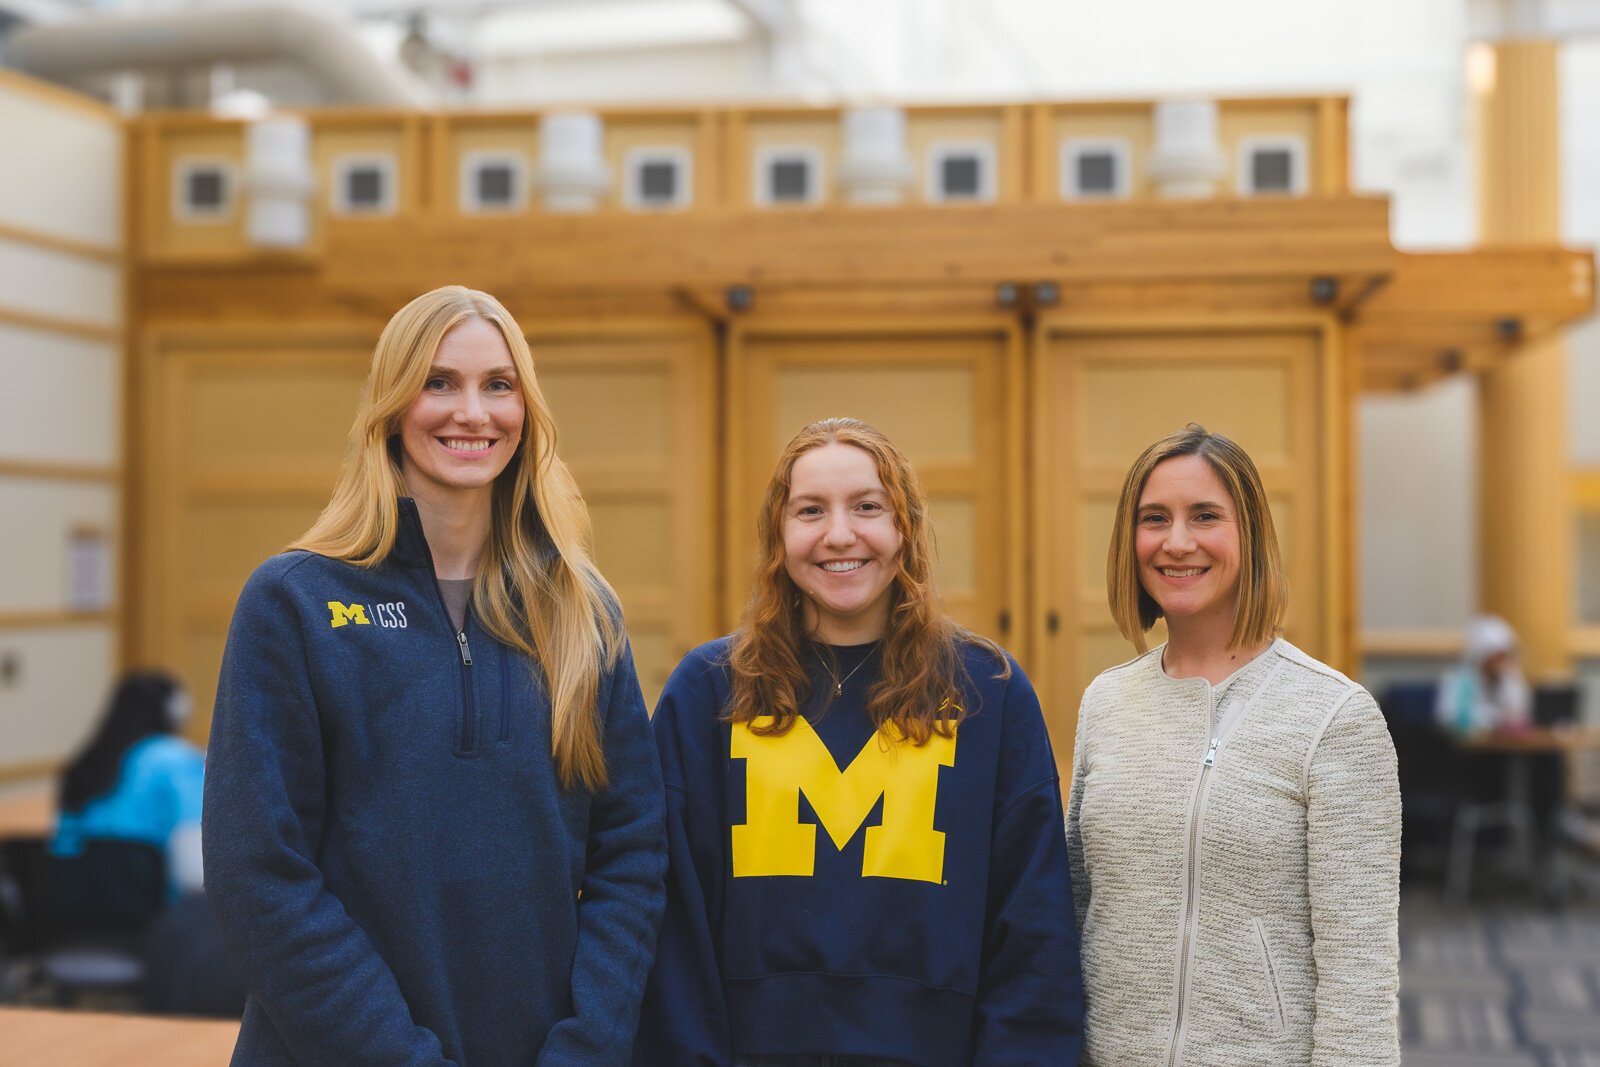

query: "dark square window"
xmin=1076 ymin=152 xmax=1117 ymax=194
xmin=476 ymin=163 xmax=516 ymax=206
xmin=1251 ymin=149 xmax=1294 ymax=193
xmin=768 ymin=158 xmax=810 ymax=202
xmin=186 ymin=169 xmax=225 ymax=211
xmin=346 ymin=166 xmax=385 ymax=208
xmin=941 ymin=155 xmax=982 ymax=198
xmin=638 ymin=160 xmax=678 ymax=203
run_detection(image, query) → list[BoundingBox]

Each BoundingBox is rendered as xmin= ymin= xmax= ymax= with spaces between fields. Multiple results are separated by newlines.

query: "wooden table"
xmin=0 ymin=787 xmax=52 ymax=837
xmin=1452 ymin=725 xmax=1600 ymax=899
xmin=1457 ymin=724 xmax=1600 ymax=755
xmin=0 ymin=1007 xmax=238 ymax=1065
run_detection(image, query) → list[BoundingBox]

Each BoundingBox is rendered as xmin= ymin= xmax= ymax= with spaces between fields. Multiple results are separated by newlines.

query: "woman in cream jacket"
xmin=1065 ymin=424 xmax=1400 ymax=1067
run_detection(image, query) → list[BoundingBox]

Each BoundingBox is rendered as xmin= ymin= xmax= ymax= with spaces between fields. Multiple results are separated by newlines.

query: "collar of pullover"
xmin=391 ymin=496 xmax=437 ymax=571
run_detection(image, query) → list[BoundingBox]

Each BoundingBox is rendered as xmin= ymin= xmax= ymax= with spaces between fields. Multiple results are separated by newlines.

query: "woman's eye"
xmin=488 ymin=379 xmax=516 ymax=393
xmin=424 ymin=377 xmax=450 ymax=391
xmin=856 ymin=501 xmax=883 ymax=513
xmin=797 ymin=505 xmax=823 ymax=518
xmin=1139 ymin=513 xmax=1166 ymax=526
xmin=1195 ymin=511 xmax=1220 ymax=523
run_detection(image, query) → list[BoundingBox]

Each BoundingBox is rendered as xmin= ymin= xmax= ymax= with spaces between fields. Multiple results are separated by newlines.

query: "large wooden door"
xmin=135 ymin=330 xmax=372 ymax=740
xmin=1031 ymin=320 xmax=1346 ymax=777
xmin=725 ymin=322 xmax=1021 ymax=649
xmin=530 ymin=321 xmax=717 ymax=707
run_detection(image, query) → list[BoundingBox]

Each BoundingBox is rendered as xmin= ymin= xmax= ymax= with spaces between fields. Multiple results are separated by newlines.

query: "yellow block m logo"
xmin=732 ymin=716 xmax=956 ymax=884
xmin=327 ymin=601 xmax=370 ymax=628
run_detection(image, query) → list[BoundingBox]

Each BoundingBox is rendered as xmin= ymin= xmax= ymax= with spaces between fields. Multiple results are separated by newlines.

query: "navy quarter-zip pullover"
xmin=204 ymin=498 xmax=667 ymax=1066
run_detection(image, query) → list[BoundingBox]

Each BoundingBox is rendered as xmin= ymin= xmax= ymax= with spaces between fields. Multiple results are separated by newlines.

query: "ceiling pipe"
xmin=5 ymin=4 xmax=423 ymax=107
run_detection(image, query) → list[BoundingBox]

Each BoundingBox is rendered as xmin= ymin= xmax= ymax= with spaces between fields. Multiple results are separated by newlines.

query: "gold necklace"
xmin=817 ymin=646 xmax=874 ymax=697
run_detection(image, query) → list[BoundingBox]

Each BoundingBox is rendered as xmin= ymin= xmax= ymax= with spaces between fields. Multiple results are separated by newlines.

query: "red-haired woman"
xmin=634 ymin=418 xmax=1082 ymax=1067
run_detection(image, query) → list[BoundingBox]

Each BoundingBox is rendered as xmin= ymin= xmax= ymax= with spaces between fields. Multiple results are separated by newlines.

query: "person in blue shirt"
xmin=635 ymin=417 xmax=1083 ymax=1067
xmin=203 ymin=286 xmax=666 ymax=1066
xmin=54 ymin=670 xmax=205 ymax=901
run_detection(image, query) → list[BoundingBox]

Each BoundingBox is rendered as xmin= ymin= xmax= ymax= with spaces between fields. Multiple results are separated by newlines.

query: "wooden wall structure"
xmin=121 ymin=96 xmax=1593 ymax=780
xmin=0 ymin=71 xmax=124 ymax=788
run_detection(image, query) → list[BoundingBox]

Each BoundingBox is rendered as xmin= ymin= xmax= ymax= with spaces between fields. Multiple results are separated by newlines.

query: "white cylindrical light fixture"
xmin=1147 ymin=100 xmax=1228 ymax=199
xmin=535 ymin=112 xmax=610 ymax=213
xmin=245 ymin=116 xmax=315 ymax=248
xmin=838 ymin=106 xmax=911 ymax=205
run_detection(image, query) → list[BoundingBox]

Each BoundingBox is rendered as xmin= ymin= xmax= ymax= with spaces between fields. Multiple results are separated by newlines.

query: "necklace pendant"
xmin=834 ymin=682 xmax=843 ymax=697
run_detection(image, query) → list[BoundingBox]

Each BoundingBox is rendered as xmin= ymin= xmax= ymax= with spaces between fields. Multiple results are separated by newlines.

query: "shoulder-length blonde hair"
xmin=727 ymin=417 xmax=1006 ymax=741
xmin=1107 ymin=423 xmax=1286 ymax=654
xmin=291 ymin=285 xmax=622 ymax=790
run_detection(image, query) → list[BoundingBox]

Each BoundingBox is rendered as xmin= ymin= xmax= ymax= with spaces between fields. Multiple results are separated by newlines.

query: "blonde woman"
xmin=636 ymin=418 xmax=1082 ymax=1067
xmin=1065 ymin=424 xmax=1399 ymax=1066
xmin=204 ymin=286 xmax=666 ymax=1066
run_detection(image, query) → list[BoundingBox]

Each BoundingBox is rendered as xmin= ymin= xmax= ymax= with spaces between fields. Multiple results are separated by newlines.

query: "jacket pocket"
xmin=1252 ymin=917 xmax=1286 ymax=1033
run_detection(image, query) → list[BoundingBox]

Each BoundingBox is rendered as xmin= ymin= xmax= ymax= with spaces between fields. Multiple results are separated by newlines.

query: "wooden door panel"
xmin=532 ymin=325 xmax=716 ymax=708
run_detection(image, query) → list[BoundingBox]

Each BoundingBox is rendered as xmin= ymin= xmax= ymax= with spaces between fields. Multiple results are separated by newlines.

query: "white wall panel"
xmin=0 ymin=79 xmax=120 ymax=248
xmin=0 ymin=323 xmax=117 ymax=467
xmin=0 ymin=626 xmax=115 ymax=767
xmin=1359 ymin=376 xmax=1477 ymax=630
xmin=0 ymin=478 xmax=117 ymax=613
xmin=0 ymin=238 xmax=121 ymax=328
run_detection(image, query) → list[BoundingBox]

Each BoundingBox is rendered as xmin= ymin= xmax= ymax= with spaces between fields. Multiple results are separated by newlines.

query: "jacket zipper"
xmin=1165 ymin=689 xmax=1217 ymax=1067
xmin=456 ymin=626 xmax=478 ymax=752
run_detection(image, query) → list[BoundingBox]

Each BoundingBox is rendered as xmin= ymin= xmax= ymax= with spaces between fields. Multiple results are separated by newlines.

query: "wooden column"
xmin=1475 ymin=39 xmax=1571 ymax=677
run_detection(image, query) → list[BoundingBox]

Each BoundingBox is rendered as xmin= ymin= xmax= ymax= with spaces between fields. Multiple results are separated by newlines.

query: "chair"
xmin=1379 ymin=682 xmax=1459 ymax=877
xmin=0 ymin=835 xmax=165 ymax=1007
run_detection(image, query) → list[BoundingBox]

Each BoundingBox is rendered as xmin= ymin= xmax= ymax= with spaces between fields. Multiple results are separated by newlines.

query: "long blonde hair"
xmin=727 ymin=417 xmax=1006 ymax=741
xmin=292 ymin=285 xmax=622 ymax=790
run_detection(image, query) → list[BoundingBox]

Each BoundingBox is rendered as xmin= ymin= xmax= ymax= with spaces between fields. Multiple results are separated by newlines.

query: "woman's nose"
xmin=822 ymin=511 xmax=856 ymax=546
xmin=454 ymin=390 xmax=487 ymax=425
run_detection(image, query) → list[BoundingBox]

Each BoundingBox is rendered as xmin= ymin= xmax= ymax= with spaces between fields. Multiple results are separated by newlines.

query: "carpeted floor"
xmin=1401 ymin=890 xmax=1600 ymax=1066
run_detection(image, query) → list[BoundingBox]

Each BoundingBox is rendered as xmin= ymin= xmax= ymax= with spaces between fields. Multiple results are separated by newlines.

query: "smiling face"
xmin=398 ymin=317 xmax=525 ymax=510
xmin=1134 ymin=453 xmax=1243 ymax=636
xmin=783 ymin=441 xmax=904 ymax=645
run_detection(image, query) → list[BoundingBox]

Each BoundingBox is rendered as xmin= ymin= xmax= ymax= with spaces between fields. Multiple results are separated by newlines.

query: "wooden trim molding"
xmin=0 ymin=758 xmax=59 ymax=787
xmin=0 ymin=459 xmax=119 ymax=484
xmin=0 ymin=610 xmax=116 ymax=631
xmin=1359 ymin=628 xmax=1465 ymax=658
xmin=0 ymin=219 xmax=121 ymax=264
xmin=0 ymin=304 xmax=120 ymax=342
xmin=1571 ymin=628 xmax=1600 ymax=660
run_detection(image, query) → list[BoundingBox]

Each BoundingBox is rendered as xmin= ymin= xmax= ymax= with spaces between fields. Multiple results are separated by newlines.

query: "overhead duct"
xmin=5 ymin=4 xmax=423 ymax=108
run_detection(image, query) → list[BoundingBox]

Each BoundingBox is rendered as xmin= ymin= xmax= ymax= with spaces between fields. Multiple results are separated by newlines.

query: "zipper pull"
xmin=1203 ymin=736 xmax=1219 ymax=767
xmin=456 ymin=630 xmax=473 ymax=667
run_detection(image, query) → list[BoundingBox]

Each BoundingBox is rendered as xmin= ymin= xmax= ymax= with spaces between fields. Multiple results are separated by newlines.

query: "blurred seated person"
xmin=1437 ymin=616 xmax=1566 ymax=860
xmin=52 ymin=670 xmax=204 ymax=900
xmin=1436 ymin=615 xmax=1531 ymax=737
xmin=49 ymin=671 xmax=246 ymax=1015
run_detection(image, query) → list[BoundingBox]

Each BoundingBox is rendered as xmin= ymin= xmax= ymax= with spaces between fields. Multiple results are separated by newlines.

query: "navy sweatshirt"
xmin=634 ymin=638 xmax=1084 ymax=1067
xmin=203 ymin=498 xmax=667 ymax=1066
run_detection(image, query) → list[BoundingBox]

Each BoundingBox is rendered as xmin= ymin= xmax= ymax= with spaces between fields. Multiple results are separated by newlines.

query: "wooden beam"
xmin=1364 ymin=248 xmax=1593 ymax=320
xmin=138 ymin=196 xmax=1396 ymax=291
xmin=1355 ymin=247 xmax=1596 ymax=392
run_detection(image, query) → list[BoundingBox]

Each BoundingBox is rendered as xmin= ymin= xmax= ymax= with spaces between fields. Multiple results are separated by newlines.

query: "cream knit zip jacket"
xmin=1065 ymin=639 xmax=1400 ymax=1067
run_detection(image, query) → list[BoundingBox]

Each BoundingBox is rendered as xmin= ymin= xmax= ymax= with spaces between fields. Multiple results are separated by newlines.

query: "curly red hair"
xmin=727 ymin=417 xmax=1006 ymax=741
